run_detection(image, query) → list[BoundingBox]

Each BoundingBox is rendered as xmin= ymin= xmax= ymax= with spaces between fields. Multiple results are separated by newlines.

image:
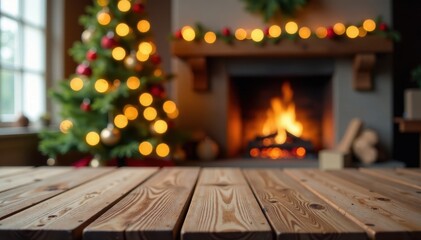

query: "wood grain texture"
xmin=0 ymin=167 xmax=33 ymax=178
xmin=329 ymin=170 xmax=421 ymax=212
xmin=285 ymin=169 xmax=421 ymax=240
xmin=0 ymin=167 xmax=72 ymax=193
xmin=396 ymin=168 xmax=421 ymax=177
xmin=0 ymin=167 xmax=158 ymax=240
xmin=244 ymin=169 xmax=366 ymax=240
xmin=359 ymin=168 xmax=421 ymax=190
xmin=181 ymin=168 xmax=272 ymax=240
xmin=84 ymin=167 xmax=200 ymax=240
xmin=0 ymin=167 xmax=114 ymax=220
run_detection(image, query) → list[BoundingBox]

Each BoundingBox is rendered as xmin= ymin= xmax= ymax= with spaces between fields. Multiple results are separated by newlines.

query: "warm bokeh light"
xmin=86 ymin=131 xmax=100 ymax=146
xmin=126 ymin=76 xmax=140 ymax=90
xmin=363 ymin=19 xmax=376 ymax=32
xmin=139 ymin=93 xmax=153 ymax=106
xmin=59 ymin=119 xmax=73 ymax=133
xmin=181 ymin=26 xmax=196 ymax=41
xmin=123 ymin=105 xmax=138 ymax=120
xmin=167 ymin=109 xmax=179 ymax=119
xmin=153 ymin=69 xmax=162 ymax=77
xmin=346 ymin=25 xmax=359 ymax=38
xmin=136 ymin=51 xmax=149 ymax=62
xmin=117 ymin=0 xmax=131 ymax=12
xmin=112 ymin=47 xmax=126 ymax=61
xmin=296 ymin=147 xmax=306 ymax=157
xmin=204 ymin=31 xmax=217 ymax=44
xmin=97 ymin=10 xmax=111 ymax=25
xmin=333 ymin=23 xmax=346 ymax=35
xmin=137 ymin=20 xmax=150 ymax=33
xmin=268 ymin=25 xmax=282 ymax=38
xmin=97 ymin=0 xmax=109 ymax=7
xmin=358 ymin=27 xmax=367 ymax=37
xmin=116 ymin=23 xmax=130 ymax=37
xmin=143 ymin=107 xmax=157 ymax=121
xmin=235 ymin=28 xmax=247 ymax=40
xmin=138 ymin=42 xmax=152 ymax=55
xmin=285 ymin=21 xmax=298 ymax=34
xmin=153 ymin=120 xmax=168 ymax=134
xmin=251 ymin=28 xmax=264 ymax=42
xmin=163 ymin=100 xmax=177 ymax=114
xmin=139 ymin=141 xmax=153 ymax=156
xmin=114 ymin=114 xmax=128 ymax=128
xmin=94 ymin=79 xmax=110 ymax=93
xmin=315 ymin=27 xmax=327 ymax=38
xmin=70 ymin=77 xmax=84 ymax=91
xmin=156 ymin=143 xmax=170 ymax=157
xmin=298 ymin=27 xmax=311 ymax=39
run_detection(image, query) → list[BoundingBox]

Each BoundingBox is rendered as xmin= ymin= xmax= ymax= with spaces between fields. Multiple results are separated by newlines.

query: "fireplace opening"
xmin=228 ymin=75 xmax=332 ymax=160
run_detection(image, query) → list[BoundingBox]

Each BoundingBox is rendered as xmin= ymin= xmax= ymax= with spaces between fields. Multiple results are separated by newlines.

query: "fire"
xmin=261 ymin=82 xmax=303 ymax=144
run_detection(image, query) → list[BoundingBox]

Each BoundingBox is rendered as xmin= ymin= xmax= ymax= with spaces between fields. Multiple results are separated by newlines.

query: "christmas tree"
xmin=39 ymin=0 xmax=179 ymax=165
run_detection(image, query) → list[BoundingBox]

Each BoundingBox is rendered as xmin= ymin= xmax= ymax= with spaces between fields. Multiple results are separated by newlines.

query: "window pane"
xmin=0 ymin=0 xmax=19 ymax=17
xmin=22 ymin=72 xmax=45 ymax=121
xmin=23 ymin=0 xmax=45 ymax=27
xmin=0 ymin=17 xmax=20 ymax=67
xmin=0 ymin=69 xmax=16 ymax=117
xmin=23 ymin=26 xmax=45 ymax=72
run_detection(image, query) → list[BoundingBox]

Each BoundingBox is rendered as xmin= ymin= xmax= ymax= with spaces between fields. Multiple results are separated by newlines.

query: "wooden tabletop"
xmin=0 ymin=167 xmax=419 ymax=240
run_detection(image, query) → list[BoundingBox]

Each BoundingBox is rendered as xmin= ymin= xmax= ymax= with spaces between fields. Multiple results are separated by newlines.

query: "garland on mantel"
xmin=172 ymin=17 xmax=400 ymax=45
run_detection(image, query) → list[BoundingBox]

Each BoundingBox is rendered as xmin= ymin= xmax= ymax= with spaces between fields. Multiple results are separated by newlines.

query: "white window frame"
xmin=0 ymin=0 xmax=47 ymax=124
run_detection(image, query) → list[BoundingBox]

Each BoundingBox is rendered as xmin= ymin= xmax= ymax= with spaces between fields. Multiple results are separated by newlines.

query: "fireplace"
xmin=229 ymin=75 xmax=331 ymax=159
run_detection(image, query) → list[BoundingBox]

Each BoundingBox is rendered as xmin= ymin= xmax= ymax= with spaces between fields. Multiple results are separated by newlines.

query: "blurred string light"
xmin=70 ymin=77 xmax=84 ymax=91
xmin=60 ymin=119 xmax=73 ymax=133
xmin=175 ymin=18 xmax=389 ymax=43
xmin=137 ymin=20 xmax=150 ymax=33
xmin=86 ymin=131 xmax=100 ymax=146
xmin=117 ymin=0 xmax=131 ymax=12
xmin=139 ymin=141 xmax=153 ymax=156
xmin=156 ymin=143 xmax=170 ymax=157
xmin=127 ymin=76 xmax=140 ymax=90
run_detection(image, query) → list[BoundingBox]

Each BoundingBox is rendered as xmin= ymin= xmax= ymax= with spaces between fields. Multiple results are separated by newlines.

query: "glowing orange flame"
xmin=261 ymin=82 xmax=303 ymax=144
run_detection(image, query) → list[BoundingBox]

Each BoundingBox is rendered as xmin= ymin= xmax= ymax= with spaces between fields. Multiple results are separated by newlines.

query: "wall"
xmin=172 ymin=0 xmax=393 ymax=156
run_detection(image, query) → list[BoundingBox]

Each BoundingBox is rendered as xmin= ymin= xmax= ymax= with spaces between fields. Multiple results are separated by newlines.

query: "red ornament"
xmin=379 ymin=23 xmax=388 ymax=31
xmin=76 ymin=63 xmax=92 ymax=76
xmin=80 ymin=98 xmax=91 ymax=112
xmin=174 ymin=29 xmax=183 ymax=39
xmin=86 ymin=49 xmax=97 ymax=61
xmin=326 ymin=27 xmax=336 ymax=39
xmin=132 ymin=3 xmax=145 ymax=13
xmin=101 ymin=33 xmax=117 ymax=49
xmin=264 ymin=27 xmax=270 ymax=36
xmin=150 ymin=54 xmax=161 ymax=65
xmin=149 ymin=85 xmax=165 ymax=98
xmin=222 ymin=27 xmax=231 ymax=36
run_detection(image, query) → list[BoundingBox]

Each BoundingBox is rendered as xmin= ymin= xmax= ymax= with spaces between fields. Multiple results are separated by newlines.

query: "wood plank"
xmin=181 ymin=168 xmax=272 ymax=240
xmin=396 ymin=168 xmax=421 ymax=176
xmin=285 ymin=169 xmax=421 ymax=240
xmin=0 ymin=167 xmax=114 ymax=220
xmin=359 ymin=168 xmax=421 ymax=190
xmin=0 ymin=167 xmax=72 ymax=193
xmin=0 ymin=167 xmax=33 ymax=178
xmin=84 ymin=167 xmax=200 ymax=240
xmin=330 ymin=169 xmax=421 ymax=211
xmin=243 ymin=169 xmax=366 ymax=240
xmin=0 ymin=167 xmax=158 ymax=240
xmin=172 ymin=36 xmax=393 ymax=58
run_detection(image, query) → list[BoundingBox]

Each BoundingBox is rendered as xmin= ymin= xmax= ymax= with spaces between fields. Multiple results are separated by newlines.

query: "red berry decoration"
xmin=76 ymin=63 xmax=92 ymax=76
xmin=222 ymin=27 xmax=231 ymax=36
xmin=80 ymin=98 xmax=91 ymax=112
xmin=86 ymin=49 xmax=97 ymax=61
xmin=101 ymin=33 xmax=117 ymax=49
xmin=174 ymin=29 xmax=183 ymax=39
xmin=326 ymin=27 xmax=336 ymax=39
xmin=132 ymin=3 xmax=145 ymax=13
xmin=149 ymin=85 xmax=165 ymax=98
xmin=150 ymin=54 xmax=161 ymax=65
xmin=379 ymin=23 xmax=388 ymax=31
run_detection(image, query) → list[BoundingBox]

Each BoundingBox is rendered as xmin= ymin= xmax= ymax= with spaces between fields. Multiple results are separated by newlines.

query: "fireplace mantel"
xmin=171 ymin=36 xmax=393 ymax=91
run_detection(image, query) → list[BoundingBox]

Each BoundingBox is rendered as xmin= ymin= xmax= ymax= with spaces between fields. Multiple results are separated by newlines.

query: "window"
xmin=0 ymin=0 xmax=46 ymax=123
